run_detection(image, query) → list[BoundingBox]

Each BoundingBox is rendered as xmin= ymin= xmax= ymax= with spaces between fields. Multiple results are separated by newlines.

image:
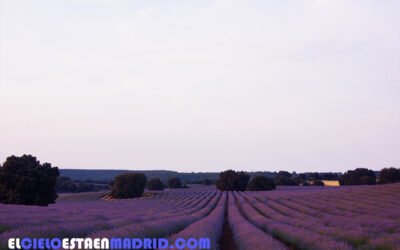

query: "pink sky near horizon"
xmin=0 ymin=0 xmax=399 ymax=172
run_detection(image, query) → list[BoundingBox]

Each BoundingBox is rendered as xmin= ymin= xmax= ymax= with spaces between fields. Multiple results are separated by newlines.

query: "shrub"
xmin=216 ymin=170 xmax=250 ymax=191
xmin=111 ymin=173 xmax=147 ymax=198
xmin=379 ymin=168 xmax=400 ymax=184
xmin=247 ymin=176 xmax=276 ymax=191
xmin=168 ymin=177 xmax=183 ymax=189
xmin=147 ymin=178 xmax=164 ymax=191
xmin=0 ymin=155 xmax=59 ymax=206
xmin=339 ymin=168 xmax=376 ymax=185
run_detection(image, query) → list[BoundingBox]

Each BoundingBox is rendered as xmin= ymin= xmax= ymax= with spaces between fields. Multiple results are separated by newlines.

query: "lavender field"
xmin=1 ymin=184 xmax=399 ymax=249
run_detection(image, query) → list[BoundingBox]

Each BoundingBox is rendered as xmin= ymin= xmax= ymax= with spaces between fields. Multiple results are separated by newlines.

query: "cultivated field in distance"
xmin=0 ymin=184 xmax=399 ymax=249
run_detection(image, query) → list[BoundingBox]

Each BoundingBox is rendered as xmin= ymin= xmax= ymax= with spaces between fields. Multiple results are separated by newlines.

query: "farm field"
xmin=0 ymin=184 xmax=399 ymax=250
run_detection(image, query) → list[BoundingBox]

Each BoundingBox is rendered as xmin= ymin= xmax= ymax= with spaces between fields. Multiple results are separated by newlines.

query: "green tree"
xmin=275 ymin=171 xmax=297 ymax=186
xmin=359 ymin=176 xmax=376 ymax=185
xmin=147 ymin=178 xmax=164 ymax=191
xmin=308 ymin=172 xmax=321 ymax=181
xmin=379 ymin=168 xmax=400 ymax=184
xmin=0 ymin=155 xmax=59 ymax=206
xmin=322 ymin=173 xmax=339 ymax=180
xmin=247 ymin=176 xmax=276 ymax=191
xmin=111 ymin=173 xmax=147 ymax=198
xmin=311 ymin=180 xmax=325 ymax=186
xmin=339 ymin=168 xmax=376 ymax=185
xmin=277 ymin=171 xmax=292 ymax=178
xmin=216 ymin=170 xmax=250 ymax=191
xmin=168 ymin=177 xmax=183 ymax=188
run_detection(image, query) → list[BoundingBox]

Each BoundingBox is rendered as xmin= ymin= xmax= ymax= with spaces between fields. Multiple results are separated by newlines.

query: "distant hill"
xmin=60 ymin=169 xmax=220 ymax=183
xmin=59 ymin=169 xmax=277 ymax=184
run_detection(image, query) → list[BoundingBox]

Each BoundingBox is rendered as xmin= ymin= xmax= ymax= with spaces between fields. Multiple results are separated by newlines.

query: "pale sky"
xmin=0 ymin=0 xmax=399 ymax=172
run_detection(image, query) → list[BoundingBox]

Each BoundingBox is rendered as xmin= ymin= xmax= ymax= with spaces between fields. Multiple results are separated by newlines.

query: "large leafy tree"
xmin=0 ymin=155 xmax=59 ymax=206
xmin=275 ymin=171 xmax=298 ymax=186
xmin=307 ymin=172 xmax=321 ymax=181
xmin=147 ymin=177 xmax=164 ymax=191
xmin=111 ymin=173 xmax=147 ymax=198
xmin=168 ymin=177 xmax=183 ymax=189
xmin=379 ymin=168 xmax=400 ymax=184
xmin=339 ymin=168 xmax=376 ymax=185
xmin=216 ymin=170 xmax=250 ymax=191
xmin=321 ymin=173 xmax=339 ymax=180
xmin=247 ymin=176 xmax=276 ymax=191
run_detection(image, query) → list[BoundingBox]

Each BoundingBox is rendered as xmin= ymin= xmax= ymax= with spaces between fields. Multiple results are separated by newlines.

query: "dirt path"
xmin=220 ymin=198 xmax=237 ymax=250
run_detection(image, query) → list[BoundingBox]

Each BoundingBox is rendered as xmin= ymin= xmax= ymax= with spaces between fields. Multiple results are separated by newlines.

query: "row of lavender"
xmin=162 ymin=184 xmax=400 ymax=249
xmin=0 ymin=186 xmax=220 ymax=248
xmin=1 ymin=183 xmax=399 ymax=249
xmin=237 ymin=183 xmax=400 ymax=249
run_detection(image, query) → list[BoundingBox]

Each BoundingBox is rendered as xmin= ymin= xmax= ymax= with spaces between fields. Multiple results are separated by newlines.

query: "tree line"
xmin=1 ymin=154 xmax=399 ymax=206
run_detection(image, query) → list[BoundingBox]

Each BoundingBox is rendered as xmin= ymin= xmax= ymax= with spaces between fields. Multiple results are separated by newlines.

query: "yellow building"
xmin=322 ymin=180 xmax=340 ymax=187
